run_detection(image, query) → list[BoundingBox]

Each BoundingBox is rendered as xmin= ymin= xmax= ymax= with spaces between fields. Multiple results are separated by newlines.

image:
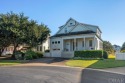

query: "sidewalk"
xmin=102 ymin=67 xmax=125 ymax=74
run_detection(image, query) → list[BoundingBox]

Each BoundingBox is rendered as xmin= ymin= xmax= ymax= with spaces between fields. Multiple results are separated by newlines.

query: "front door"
xmin=65 ymin=41 xmax=70 ymax=51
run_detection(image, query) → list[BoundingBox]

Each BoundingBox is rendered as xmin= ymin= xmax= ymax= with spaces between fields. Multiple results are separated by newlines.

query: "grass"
xmin=66 ymin=58 xmax=125 ymax=69
xmin=66 ymin=60 xmax=98 ymax=68
xmin=0 ymin=60 xmax=26 ymax=66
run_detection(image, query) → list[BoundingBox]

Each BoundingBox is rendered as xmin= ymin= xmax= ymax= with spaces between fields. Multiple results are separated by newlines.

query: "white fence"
xmin=116 ymin=53 xmax=125 ymax=60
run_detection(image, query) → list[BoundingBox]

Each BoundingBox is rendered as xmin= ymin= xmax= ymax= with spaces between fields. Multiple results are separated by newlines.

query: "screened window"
xmin=44 ymin=46 xmax=45 ymax=51
xmin=76 ymin=42 xmax=77 ymax=47
xmin=40 ymin=46 xmax=42 ymax=51
xmin=82 ymin=41 xmax=84 ymax=47
xmin=37 ymin=46 xmax=39 ymax=51
xmin=89 ymin=40 xmax=92 ymax=47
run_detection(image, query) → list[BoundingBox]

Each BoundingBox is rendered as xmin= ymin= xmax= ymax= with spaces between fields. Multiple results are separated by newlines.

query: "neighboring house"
xmin=2 ymin=45 xmax=24 ymax=55
xmin=2 ymin=36 xmax=50 ymax=55
xmin=34 ymin=36 xmax=50 ymax=52
xmin=113 ymin=45 xmax=121 ymax=53
xmin=2 ymin=45 xmax=14 ymax=55
xmin=50 ymin=18 xmax=103 ymax=58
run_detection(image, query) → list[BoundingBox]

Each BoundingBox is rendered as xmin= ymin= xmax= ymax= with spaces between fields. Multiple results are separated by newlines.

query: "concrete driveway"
xmin=0 ymin=66 xmax=125 ymax=83
xmin=18 ymin=58 xmax=69 ymax=66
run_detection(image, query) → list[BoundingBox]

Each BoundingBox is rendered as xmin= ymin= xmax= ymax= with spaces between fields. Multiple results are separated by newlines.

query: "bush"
xmin=121 ymin=50 xmax=125 ymax=53
xmin=15 ymin=51 xmax=24 ymax=60
xmin=103 ymin=51 xmax=108 ymax=59
xmin=24 ymin=50 xmax=43 ymax=60
xmin=74 ymin=50 xmax=108 ymax=59
xmin=24 ymin=54 xmax=33 ymax=60
xmin=36 ymin=52 xmax=43 ymax=58
xmin=24 ymin=50 xmax=38 ymax=60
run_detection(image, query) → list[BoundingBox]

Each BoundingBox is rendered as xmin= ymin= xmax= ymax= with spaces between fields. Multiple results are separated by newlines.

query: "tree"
xmin=103 ymin=41 xmax=114 ymax=54
xmin=121 ymin=42 xmax=125 ymax=51
xmin=0 ymin=30 xmax=14 ymax=56
xmin=0 ymin=12 xmax=50 ymax=59
xmin=0 ymin=12 xmax=30 ymax=59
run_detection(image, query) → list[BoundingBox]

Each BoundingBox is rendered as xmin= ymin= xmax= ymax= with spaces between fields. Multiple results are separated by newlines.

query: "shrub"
xmin=24 ymin=50 xmax=38 ymax=60
xmin=24 ymin=50 xmax=44 ymax=60
xmin=103 ymin=51 xmax=108 ymax=59
xmin=121 ymin=50 xmax=125 ymax=53
xmin=24 ymin=55 xmax=33 ymax=60
xmin=74 ymin=50 xmax=108 ymax=59
xmin=15 ymin=51 xmax=24 ymax=60
xmin=36 ymin=52 xmax=43 ymax=58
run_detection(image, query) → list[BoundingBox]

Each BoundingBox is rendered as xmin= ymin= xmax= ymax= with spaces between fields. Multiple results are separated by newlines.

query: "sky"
xmin=0 ymin=0 xmax=125 ymax=46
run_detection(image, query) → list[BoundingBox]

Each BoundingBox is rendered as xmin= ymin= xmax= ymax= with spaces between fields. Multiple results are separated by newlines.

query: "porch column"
xmin=61 ymin=39 xmax=64 ymax=51
xmin=84 ymin=37 xmax=86 ymax=50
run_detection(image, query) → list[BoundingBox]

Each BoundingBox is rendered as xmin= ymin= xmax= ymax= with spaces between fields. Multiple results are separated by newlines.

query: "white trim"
xmin=62 ymin=34 xmax=95 ymax=40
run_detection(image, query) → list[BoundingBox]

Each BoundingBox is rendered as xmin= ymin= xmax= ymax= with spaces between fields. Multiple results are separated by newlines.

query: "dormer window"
xmin=70 ymin=23 xmax=72 ymax=25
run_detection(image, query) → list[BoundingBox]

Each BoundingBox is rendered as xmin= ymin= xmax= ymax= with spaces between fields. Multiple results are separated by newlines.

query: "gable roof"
xmin=56 ymin=17 xmax=78 ymax=34
xmin=80 ymin=23 xmax=102 ymax=33
xmin=69 ymin=23 xmax=91 ymax=32
xmin=55 ymin=17 xmax=102 ymax=35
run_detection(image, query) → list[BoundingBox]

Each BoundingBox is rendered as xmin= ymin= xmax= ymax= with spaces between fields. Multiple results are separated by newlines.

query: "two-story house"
xmin=50 ymin=18 xmax=103 ymax=58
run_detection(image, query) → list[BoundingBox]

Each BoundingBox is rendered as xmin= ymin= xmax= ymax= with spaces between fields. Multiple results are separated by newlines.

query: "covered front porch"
xmin=62 ymin=36 xmax=102 ymax=52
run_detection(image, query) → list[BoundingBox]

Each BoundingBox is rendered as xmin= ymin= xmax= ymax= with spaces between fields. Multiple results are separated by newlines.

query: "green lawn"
xmin=0 ymin=60 xmax=26 ymax=66
xmin=66 ymin=59 xmax=125 ymax=69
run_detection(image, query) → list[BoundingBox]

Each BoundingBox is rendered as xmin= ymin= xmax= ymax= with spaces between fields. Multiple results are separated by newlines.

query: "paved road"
xmin=81 ymin=69 xmax=125 ymax=83
xmin=0 ymin=66 xmax=125 ymax=83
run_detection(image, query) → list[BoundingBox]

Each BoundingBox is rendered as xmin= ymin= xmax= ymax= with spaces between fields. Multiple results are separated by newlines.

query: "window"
xmin=76 ymin=41 xmax=77 ymax=47
xmin=5 ymin=48 xmax=7 ymax=51
xmin=40 ymin=46 xmax=42 ymax=51
xmin=89 ymin=40 xmax=92 ymax=47
xmin=82 ymin=41 xmax=84 ymax=47
xmin=52 ymin=41 xmax=54 ymax=44
xmin=58 ymin=41 xmax=60 ymax=44
xmin=73 ymin=42 xmax=74 ymax=51
xmin=44 ymin=46 xmax=45 ymax=51
xmin=37 ymin=46 xmax=39 ymax=51
xmin=65 ymin=28 xmax=67 ymax=33
xmin=70 ymin=23 xmax=72 ymax=25
xmin=55 ymin=41 xmax=57 ymax=44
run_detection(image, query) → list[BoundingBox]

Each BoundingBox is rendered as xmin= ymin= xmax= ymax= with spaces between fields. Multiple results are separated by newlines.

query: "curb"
xmin=84 ymin=67 xmax=125 ymax=75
